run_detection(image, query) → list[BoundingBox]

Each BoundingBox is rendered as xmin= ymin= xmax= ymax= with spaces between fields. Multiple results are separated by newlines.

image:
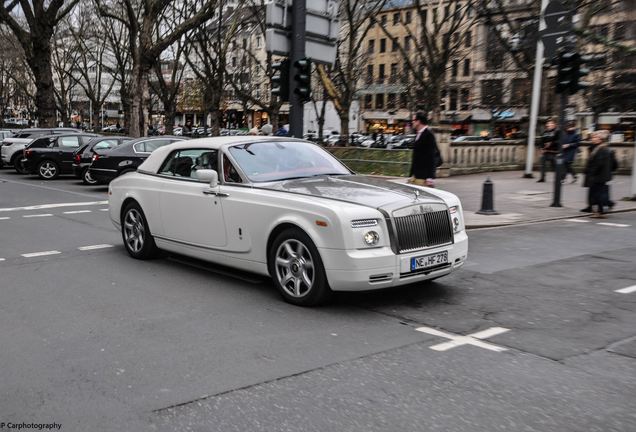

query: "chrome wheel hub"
xmin=275 ymin=239 xmax=315 ymax=298
xmin=40 ymin=162 xmax=56 ymax=178
xmin=123 ymin=209 xmax=145 ymax=253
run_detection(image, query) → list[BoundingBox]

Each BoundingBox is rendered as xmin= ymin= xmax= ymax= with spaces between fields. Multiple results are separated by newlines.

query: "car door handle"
xmin=202 ymin=189 xmax=229 ymax=197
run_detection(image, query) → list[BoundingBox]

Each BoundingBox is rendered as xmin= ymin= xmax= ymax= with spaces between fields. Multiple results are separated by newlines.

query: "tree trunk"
xmin=164 ymin=103 xmax=175 ymax=135
xmin=318 ymin=100 xmax=327 ymax=141
xmin=339 ymin=108 xmax=350 ymax=147
xmin=209 ymin=109 xmax=222 ymax=136
xmin=28 ymin=41 xmax=57 ymax=128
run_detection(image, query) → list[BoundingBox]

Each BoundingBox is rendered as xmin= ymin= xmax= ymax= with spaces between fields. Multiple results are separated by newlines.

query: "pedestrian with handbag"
xmin=408 ymin=111 xmax=442 ymax=188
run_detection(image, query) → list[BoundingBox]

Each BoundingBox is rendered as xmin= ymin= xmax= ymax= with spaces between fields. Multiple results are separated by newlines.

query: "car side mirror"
xmin=196 ymin=169 xmax=218 ymax=187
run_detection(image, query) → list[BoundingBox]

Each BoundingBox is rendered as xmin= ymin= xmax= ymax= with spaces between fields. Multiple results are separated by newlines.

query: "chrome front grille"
xmin=393 ymin=210 xmax=453 ymax=253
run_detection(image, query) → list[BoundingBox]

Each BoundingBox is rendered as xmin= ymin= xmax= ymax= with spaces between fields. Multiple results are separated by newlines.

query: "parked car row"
xmin=0 ymin=127 xmax=187 ymax=185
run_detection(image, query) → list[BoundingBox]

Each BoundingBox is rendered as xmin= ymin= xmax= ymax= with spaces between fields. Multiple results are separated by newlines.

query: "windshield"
xmin=228 ymin=141 xmax=351 ymax=182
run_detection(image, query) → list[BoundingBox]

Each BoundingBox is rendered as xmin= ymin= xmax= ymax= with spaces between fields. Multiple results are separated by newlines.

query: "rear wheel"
xmin=81 ymin=167 xmax=98 ymax=185
xmin=268 ymin=228 xmax=331 ymax=306
xmin=121 ymin=202 xmax=158 ymax=259
xmin=12 ymin=154 xmax=25 ymax=174
xmin=37 ymin=160 xmax=59 ymax=179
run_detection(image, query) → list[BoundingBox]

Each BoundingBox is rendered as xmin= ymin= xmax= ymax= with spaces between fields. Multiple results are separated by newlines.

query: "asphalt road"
xmin=1 ymin=170 xmax=635 ymax=432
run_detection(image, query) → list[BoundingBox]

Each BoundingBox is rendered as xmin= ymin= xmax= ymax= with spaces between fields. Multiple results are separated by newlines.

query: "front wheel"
xmin=268 ymin=228 xmax=331 ymax=306
xmin=121 ymin=202 xmax=159 ymax=259
xmin=37 ymin=160 xmax=59 ymax=179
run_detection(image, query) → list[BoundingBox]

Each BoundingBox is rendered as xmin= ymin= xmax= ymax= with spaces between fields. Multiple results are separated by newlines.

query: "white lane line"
xmin=0 ymin=201 xmax=108 ymax=213
xmin=63 ymin=210 xmax=92 ymax=214
xmin=78 ymin=244 xmax=114 ymax=251
xmin=99 ymin=209 xmax=109 ymax=212
xmin=597 ymin=222 xmax=631 ymax=228
xmin=615 ymin=285 xmax=636 ymax=294
xmin=0 ymin=258 xmax=5 ymax=262
xmin=416 ymin=326 xmax=510 ymax=352
xmin=565 ymin=219 xmax=590 ymax=223
xmin=21 ymin=250 xmax=61 ymax=258
xmin=0 ymin=217 xmax=10 ymax=220
xmin=23 ymin=214 xmax=53 ymax=218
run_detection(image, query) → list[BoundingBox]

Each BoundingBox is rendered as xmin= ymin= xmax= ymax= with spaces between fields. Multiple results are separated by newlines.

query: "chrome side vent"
xmin=351 ymin=219 xmax=378 ymax=228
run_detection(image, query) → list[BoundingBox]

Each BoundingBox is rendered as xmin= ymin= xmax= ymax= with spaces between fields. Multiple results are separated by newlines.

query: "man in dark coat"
xmin=537 ymin=119 xmax=559 ymax=182
xmin=408 ymin=111 xmax=438 ymax=187
xmin=582 ymin=130 xmax=612 ymax=218
xmin=561 ymin=121 xmax=580 ymax=183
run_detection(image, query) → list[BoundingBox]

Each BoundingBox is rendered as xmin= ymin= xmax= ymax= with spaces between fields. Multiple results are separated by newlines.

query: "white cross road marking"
xmin=615 ymin=285 xmax=636 ymax=294
xmin=21 ymin=250 xmax=61 ymax=258
xmin=78 ymin=244 xmax=114 ymax=251
xmin=565 ymin=219 xmax=590 ymax=223
xmin=416 ymin=326 xmax=510 ymax=352
xmin=597 ymin=222 xmax=631 ymax=228
xmin=63 ymin=210 xmax=92 ymax=214
xmin=23 ymin=214 xmax=53 ymax=218
xmin=0 ymin=201 xmax=108 ymax=213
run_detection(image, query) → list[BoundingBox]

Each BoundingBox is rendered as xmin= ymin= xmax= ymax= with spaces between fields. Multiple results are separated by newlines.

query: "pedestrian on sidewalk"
xmin=537 ymin=119 xmax=560 ymax=182
xmin=582 ymin=130 xmax=612 ymax=218
xmin=408 ymin=111 xmax=439 ymax=188
xmin=561 ymin=121 xmax=580 ymax=184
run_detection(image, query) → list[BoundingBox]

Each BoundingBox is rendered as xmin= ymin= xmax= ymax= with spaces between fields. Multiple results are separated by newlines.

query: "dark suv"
xmin=22 ymin=133 xmax=99 ymax=179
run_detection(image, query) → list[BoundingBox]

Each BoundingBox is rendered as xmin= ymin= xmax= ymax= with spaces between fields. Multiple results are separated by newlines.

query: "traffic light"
xmin=293 ymin=58 xmax=311 ymax=102
xmin=271 ymin=59 xmax=290 ymax=102
xmin=556 ymin=49 xmax=590 ymax=95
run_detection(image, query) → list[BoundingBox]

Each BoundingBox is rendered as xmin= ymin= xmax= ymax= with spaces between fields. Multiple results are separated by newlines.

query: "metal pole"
xmin=289 ymin=0 xmax=306 ymax=138
xmin=89 ymin=99 xmax=92 ymax=130
xmin=524 ymin=0 xmax=549 ymax=178
xmin=551 ymin=91 xmax=567 ymax=207
xmin=631 ymin=141 xmax=636 ymax=199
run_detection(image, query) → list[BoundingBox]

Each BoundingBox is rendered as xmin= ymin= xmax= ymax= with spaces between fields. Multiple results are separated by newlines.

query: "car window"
xmin=93 ymin=139 xmax=120 ymax=150
xmin=134 ymin=139 xmax=172 ymax=153
xmin=159 ymin=149 xmax=218 ymax=179
xmin=60 ymin=136 xmax=80 ymax=147
xmin=222 ymin=154 xmax=242 ymax=183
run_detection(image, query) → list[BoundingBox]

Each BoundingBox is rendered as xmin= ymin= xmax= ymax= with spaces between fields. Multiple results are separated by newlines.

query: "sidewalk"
xmin=390 ymin=171 xmax=636 ymax=229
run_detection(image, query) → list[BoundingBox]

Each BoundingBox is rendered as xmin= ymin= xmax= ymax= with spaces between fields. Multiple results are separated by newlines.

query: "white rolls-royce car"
xmin=108 ymin=137 xmax=468 ymax=306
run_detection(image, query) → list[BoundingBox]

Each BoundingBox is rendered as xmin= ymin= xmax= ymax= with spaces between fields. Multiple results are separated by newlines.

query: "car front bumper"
xmin=319 ymin=231 xmax=468 ymax=291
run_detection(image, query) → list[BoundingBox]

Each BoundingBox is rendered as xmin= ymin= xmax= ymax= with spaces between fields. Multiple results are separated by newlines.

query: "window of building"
xmin=381 ymin=15 xmax=387 ymax=27
xmin=449 ymin=89 xmax=458 ymax=111
xmin=452 ymin=33 xmax=459 ymax=44
xmin=405 ymin=11 xmax=412 ymax=24
xmin=614 ymin=22 xmax=629 ymax=41
xmin=232 ymin=57 xmax=237 ymax=67
xmin=387 ymin=93 xmax=396 ymax=109
xmin=460 ymin=88 xmax=470 ymax=111
xmin=511 ymin=78 xmax=531 ymax=103
xmin=400 ymin=93 xmax=408 ymax=108
xmin=404 ymin=36 xmax=411 ymax=51
xmin=481 ymin=80 xmax=503 ymax=106
xmin=393 ymin=13 xmax=400 ymax=25
xmin=486 ymin=29 xmax=504 ymax=69
xmin=392 ymin=38 xmax=399 ymax=52
xmin=380 ymin=38 xmax=386 ymax=53
xmin=375 ymin=94 xmax=384 ymax=109
xmin=463 ymin=59 xmax=470 ymax=76
xmin=464 ymin=31 xmax=472 ymax=47
xmin=390 ymin=63 xmax=398 ymax=82
xmin=364 ymin=95 xmax=373 ymax=109
xmin=378 ymin=64 xmax=385 ymax=81
xmin=451 ymin=60 xmax=458 ymax=78
xmin=256 ymin=36 xmax=261 ymax=47
xmin=366 ymin=64 xmax=373 ymax=83
xmin=422 ymin=9 xmax=427 ymax=24
xmin=242 ymin=39 xmax=247 ymax=49
xmin=368 ymin=39 xmax=375 ymax=54
xmin=591 ymin=25 xmax=609 ymax=39
xmin=444 ymin=5 xmax=450 ymax=18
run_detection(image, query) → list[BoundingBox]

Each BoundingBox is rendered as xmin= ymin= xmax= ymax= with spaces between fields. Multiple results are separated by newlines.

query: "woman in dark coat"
xmin=583 ymin=130 xmax=612 ymax=218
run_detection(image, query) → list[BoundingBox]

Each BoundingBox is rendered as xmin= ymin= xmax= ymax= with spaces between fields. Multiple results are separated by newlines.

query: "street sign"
xmin=265 ymin=0 xmax=340 ymax=65
xmin=540 ymin=0 xmax=574 ymax=61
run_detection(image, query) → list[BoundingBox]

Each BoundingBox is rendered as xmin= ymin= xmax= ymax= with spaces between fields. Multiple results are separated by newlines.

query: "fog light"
xmin=363 ymin=231 xmax=380 ymax=246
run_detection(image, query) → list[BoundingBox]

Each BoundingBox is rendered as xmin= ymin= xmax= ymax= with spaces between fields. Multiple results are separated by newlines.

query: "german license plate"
xmin=411 ymin=251 xmax=448 ymax=271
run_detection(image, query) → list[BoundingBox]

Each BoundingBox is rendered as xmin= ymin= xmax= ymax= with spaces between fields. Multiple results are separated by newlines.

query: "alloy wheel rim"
xmin=275 ymin=239 xmax=315 ymax=298
xmin=84 ymin=169 xmax=96 ymax=184
xmin=39 ymin=162 xmax=56 ymax=178
xmin=123 ymin=209 xmax=145 ymax=253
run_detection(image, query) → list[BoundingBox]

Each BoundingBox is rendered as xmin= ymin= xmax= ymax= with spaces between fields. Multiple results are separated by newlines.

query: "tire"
xmin=37 ymin=160 xmax=59 ymax=180
xmin=81 ymin=167 xmax=98 ymax=185
xmin=121 ymin=202 xmax=159 ymax=259
xmin=268 ymin=228 xmax=331 ymax=306
xmin=12 ymin=154 xmax=26 ymax=174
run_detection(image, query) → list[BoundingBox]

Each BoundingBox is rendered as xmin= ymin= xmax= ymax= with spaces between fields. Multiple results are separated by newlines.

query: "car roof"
xmin=138 ymin=136 xmax=307 ymax=174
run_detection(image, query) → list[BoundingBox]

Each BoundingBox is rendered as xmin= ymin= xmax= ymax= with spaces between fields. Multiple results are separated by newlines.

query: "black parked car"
xmin=72 ymin=136 xmax=132 ymax=184
xmin=22 ymin=133 xmax=100 ymax=179
xmin=88 ymin=136 xmax=186 ymax=184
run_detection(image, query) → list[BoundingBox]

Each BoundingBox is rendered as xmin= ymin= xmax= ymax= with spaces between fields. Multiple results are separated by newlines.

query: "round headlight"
xmin=363 ymin=231 xmax=380 ymax=246
xmin=453 ymin=216 xmax=460 ymax=230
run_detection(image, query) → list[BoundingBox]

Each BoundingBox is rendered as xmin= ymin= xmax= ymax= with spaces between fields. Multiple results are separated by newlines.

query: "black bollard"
xmin=476 ymin=177 xmax=500 ymax=215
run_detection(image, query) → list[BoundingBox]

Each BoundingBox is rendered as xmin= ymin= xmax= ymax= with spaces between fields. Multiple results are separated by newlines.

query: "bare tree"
xmin=317 ymin=0 xmax=388 ymax=144
xmin=96 ymin=0 xmax=219 ymax=137
xmin=51 ymin=22 xmax=79 ymax=127
xmin=0 ymin=26 xmax=36 ymax=125
xmin=0 ymin=0 xmax=79 ymax=127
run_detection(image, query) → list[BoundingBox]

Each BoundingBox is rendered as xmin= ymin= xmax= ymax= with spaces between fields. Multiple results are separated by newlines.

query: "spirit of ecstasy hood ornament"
xmin=413 ymin=189 xmax=420 ymax=200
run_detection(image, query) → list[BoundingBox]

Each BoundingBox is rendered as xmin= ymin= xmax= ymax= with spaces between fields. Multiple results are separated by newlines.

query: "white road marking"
xmin=0 ymin=217 xmax=10 ymax=220
xmin=597 ymin=222 xmax=630 ymax=228
xmin=99 ymin=209 xmax=109 ymax=212
xmin=63 ymin=210 xmax=92 ymax=214
xmin=565 ymin=219 xmax=590 ymax=223
xmin=23 ymin=214 xmax=53 ymax=218
xmin=416 ymin=326 xmax=510 ymax=352
xmin=0 ymin=201 xmax=108 ymax=213
xmin=615 ymin=285 xmax=636 ymax=294
xmin=0 ymin=258 xmax=5 ymax=262
xmin=21 ymin=250 xmax=61 ymax=258
xmin=78 ymin=244 xmax=114 ymax=251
